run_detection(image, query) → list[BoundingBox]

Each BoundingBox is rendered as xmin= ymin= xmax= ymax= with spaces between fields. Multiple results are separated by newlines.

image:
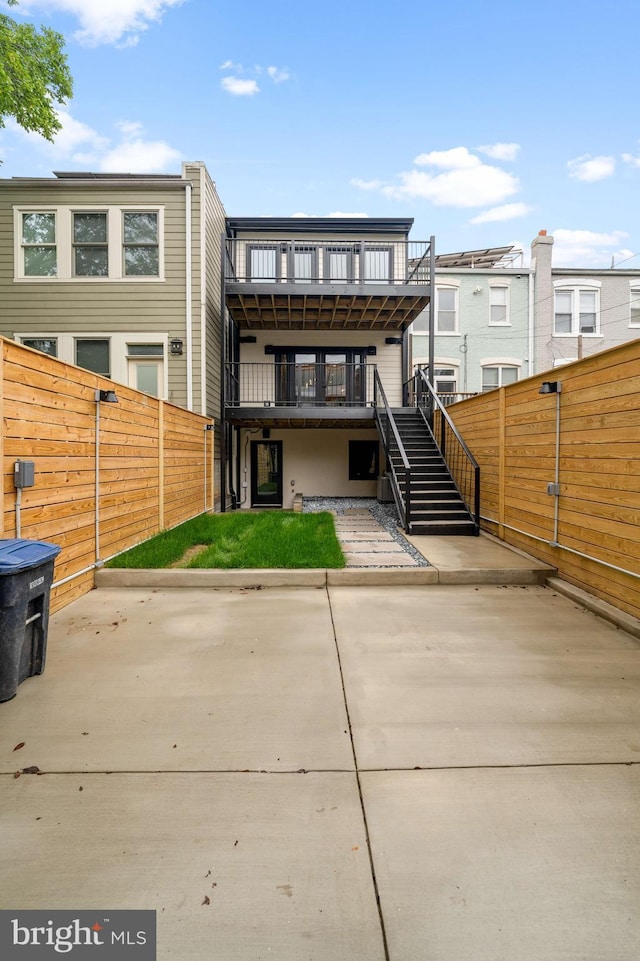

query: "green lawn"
xmin=105 ymin=511 xmax=345 ymax=570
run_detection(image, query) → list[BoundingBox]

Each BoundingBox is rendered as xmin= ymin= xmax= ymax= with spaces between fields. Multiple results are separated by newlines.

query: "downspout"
xmin=200 ymin=166 xmax=207 ymax=415
xmin=428 ymin=235 xmax=435 ymax=387
xmin=95 ymin=397 xmax=101 ymax=562
xmin=219 ymin=231 xmax=227 ymax=511
xmin=185 ymin=180 xmax=193 ymax=411
xmin=528 ymin=268 xmax=535 ymax=376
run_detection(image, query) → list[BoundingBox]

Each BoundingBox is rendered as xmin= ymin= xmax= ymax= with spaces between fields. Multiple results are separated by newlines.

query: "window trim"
xmin=15 ymin=332 xmax=169 ymax=398
xmin=435 ymin=285 xmax=459 ymax=335
xmin=552 ymin=282 xmax=601 ymax=337
xmin=13 ymin=205 xmax=165 ymax=282
xmin=630 ymin=284 xmax=640 ymax=328
xmin=480 ymin=361 xmax=521 ymax=392
xmin=488 ymin=283 xmax=510 ymax=326
xmin=20 ymin=210 xmax=58 ymax=278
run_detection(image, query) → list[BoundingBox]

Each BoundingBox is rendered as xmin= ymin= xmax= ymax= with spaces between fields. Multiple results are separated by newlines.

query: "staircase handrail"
xmin=412 ymin=368 xmax=480 ymax=533
xmin=373 ymin=370 xmax=412 ymax=531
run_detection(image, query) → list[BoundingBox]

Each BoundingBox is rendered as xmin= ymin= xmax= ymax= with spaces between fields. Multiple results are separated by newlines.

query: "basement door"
xmin=250 ymin=440 xmax=283 ymax=507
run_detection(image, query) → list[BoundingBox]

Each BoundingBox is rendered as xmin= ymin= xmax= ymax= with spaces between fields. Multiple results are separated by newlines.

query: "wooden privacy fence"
xmin=446 ymin=338 xmax=640 ymax=620
xmin=1 ymin=338 xmax=214 ymax=612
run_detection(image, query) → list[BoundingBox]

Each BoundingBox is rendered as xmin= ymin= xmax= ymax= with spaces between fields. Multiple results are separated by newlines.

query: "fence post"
xmin=498 ymin=387 xmax=506 ymax=539
xmin=158 ymin=400 xmax=165 ymax=531
xmin=0 ymin=342 xmax=4 ymax=538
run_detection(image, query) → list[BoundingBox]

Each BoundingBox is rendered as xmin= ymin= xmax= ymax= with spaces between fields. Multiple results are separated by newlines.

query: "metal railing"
xmin=438 ymin=391 xmax=478 ymax=407
xmin=409 ymin=369 xmax=480 ymax=534
xmin=224 ymin=238 xmax=432 ymax=286
xmin=225 ymin=362 xmax=377 ymax=409
xmin=373 ymin=369 xmax=412 ymax=531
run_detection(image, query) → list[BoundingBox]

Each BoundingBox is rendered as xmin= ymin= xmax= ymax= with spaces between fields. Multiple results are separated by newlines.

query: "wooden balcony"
xmin=224 ymin=239 xmax=432 ymax=331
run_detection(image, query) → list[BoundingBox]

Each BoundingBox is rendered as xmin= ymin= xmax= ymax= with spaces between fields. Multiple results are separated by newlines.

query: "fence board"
xmin=449 ymin=339 xmax=640 ymax=619
xmin=2 ymin=338 xmax=214 ymax=610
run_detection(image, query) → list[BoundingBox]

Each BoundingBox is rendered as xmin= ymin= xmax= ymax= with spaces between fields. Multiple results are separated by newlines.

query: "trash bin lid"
xmin=0 ymin=538 xmax=62 ymax=574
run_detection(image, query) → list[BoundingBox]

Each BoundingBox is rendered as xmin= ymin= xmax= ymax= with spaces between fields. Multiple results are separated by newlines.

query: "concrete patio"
xmin=1 ymin=547 xmax=639 ymax=959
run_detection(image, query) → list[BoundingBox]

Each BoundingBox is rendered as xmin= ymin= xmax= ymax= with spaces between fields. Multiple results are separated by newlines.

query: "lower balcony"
xmin=225 ymin=362 xmax=379 ymax=427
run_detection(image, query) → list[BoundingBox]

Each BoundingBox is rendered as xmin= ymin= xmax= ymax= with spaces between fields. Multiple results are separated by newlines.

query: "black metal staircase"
xmin=373 ymin=369 xmax=479 ymax=536
xmin=388 ymin=409 xmax=477 ymax=535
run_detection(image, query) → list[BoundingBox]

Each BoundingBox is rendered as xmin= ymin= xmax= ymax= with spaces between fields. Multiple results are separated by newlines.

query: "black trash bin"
xmin=0 ymin=538 xmax=62 ymax=702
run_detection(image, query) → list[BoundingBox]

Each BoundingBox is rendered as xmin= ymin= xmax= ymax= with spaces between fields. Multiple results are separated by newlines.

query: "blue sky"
xmin=2 ymin=0 xmax=640 ymax=267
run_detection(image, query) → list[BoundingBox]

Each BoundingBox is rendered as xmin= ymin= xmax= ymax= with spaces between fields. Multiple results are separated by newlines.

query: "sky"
xmin=1 ymin=0 xmax=640 ymax=268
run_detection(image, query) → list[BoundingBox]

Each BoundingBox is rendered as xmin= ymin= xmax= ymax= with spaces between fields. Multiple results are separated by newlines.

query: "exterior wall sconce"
xmin=384 ymin=337 xmax=402 ymax=345
xmin=539 ymin=381 xmax=562 ymax=394
xmin=95 ymin=389 xmax=119 ymax=403
xmin=240 ymin=335 xmax=257 ymax=343
xmin=170 ymin=337 xmax=184 ymax=355
xmin=473 ymin=286 xmax=483 ymax=294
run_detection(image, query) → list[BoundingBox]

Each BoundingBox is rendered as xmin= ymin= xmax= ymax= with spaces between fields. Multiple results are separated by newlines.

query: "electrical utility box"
xmin=14 ymin=461 xmax=35 ymax=489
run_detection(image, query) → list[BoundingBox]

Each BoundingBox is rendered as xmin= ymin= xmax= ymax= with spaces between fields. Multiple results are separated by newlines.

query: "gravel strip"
xmin=303 ymin=496 xmax=429 ymax=567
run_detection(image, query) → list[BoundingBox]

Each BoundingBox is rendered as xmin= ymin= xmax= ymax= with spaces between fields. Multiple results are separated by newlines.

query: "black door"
xmin=251 ymin=440 xmax=283 ymax=507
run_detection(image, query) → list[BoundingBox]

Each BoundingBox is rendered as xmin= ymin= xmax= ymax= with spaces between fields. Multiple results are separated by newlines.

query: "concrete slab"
xmin=0 ymin=588 xmax=353 ymax=774
xmin=0 ymin=772 xmax=385 ymax=961
xmin=330 ymin=584 xmax=640 ymax=768
xmin=407 ymin=531 xmax=554 ymax=575
xmin=95 ymin=568 xmax=327 ymax=589
xmin=334 ymin=531 xmax=395 ymax=541
xmin=362 ymin=766 xmax=640 ymax=961
xmin=327 ymin=568 xmax=438 ymax=586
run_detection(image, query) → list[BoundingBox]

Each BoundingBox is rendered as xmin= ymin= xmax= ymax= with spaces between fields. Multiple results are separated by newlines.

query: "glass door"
xmin=251 ymin=441 xmax=283 ymax=507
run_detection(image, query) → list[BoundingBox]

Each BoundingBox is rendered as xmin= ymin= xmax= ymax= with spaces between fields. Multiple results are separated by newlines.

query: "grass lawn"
xmin=105 ymin=511 xmax=346 ymax=570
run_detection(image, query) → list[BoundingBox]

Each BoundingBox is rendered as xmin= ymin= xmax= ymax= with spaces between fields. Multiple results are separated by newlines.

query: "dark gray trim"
xmin=226 ymin=216 xmax=414 ymax=236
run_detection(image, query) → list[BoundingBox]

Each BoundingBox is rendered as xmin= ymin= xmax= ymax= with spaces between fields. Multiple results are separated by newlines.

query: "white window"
xmin=14 ymin=206 xmax=164 ymax=281
xmin=434 ymin=367 xmax=458 ymax=393
xmin=123 ymin=212 xmax=159 ymax=276
xmin=292 ymin=245 xmax=317 ymax=283
xmin=482 ymin=365 xmax=519 ymax=391
xmin=73 ymin=212 xmax=108 ymax=277
xmin=21 ymin=212 xmax=57 ymax=277
xmin=127 ymin=343 xmax=164 ymax=397
xmin=249 ymin=245 xmax=278 ymax=282
xmin=489 ymin=285 xmax=509 ymax=325
xmin=363 ymin=247 xmax=391 ymax=284
xmin=630 ymin=286 xmax=640 ymax=327
xmin=16 ymin=333 xmax=168 ymax=398
xmin=554 ymin=286 xmax=600 ymax=335
xmin=76 ymin=338 xmax=111 ymax=376
xmin=436 ymin=287 xmax=458 ymax=333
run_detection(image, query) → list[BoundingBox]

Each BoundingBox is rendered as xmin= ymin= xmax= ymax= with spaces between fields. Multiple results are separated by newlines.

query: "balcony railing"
xmin=225 ymin=362 xmax=377 ymax=409
xmin=224 ymin=239 xmax=432 ymax=286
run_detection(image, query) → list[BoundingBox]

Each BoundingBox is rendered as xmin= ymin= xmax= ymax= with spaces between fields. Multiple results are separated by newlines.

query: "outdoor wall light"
xmin=539 ymin=381 xmax=562 ymax=394
xmin=170 ymin=337 xmax=184 ymax=355
xmin=384 ymin=337 xmax=402 ymax=345
xmin=95 ymin=389 xmax=119 ymax=403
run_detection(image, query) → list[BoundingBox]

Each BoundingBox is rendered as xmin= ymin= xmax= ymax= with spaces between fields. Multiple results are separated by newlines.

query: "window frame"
xmin=630 ymin=285 xmax=640 ymax=328
xmin=348 ymin=440 xmax=379 ymax=481
xmin=73 ymin=211 xmax=109 ymax=278
xmin=489 ymin=284 xmax=510 ymax=326
xmin=435 ymin=285 xmax=459 ymax=335
xmin=13 ymin=205 xmax=164 ymax=282
xmin=553 ymin=283 xmax=601 ymax=337
xmin=248 ymin=244 xmax=281 ymax=283
xmin=20 ymin=211 xmax=58 ymax=278
xmin=481 ymin=363 xmax=520 ymax=392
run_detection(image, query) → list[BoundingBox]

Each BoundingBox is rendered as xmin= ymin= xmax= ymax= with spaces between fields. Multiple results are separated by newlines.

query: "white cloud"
xmin=622 ymin=152 xmax=640 ymax=168
xmin=567 ymin=154 xmax=616 ymax=182
xmin=414 ymin=146 xmax=480 ymax=169
xmin=353 ymin=146 xmax=520 ymax=208
xmin=98 ymin=137 xmax=180 ymax=172
xmin=470 ymin=202 xmax=533 ymax=224
xmin=7 ymin=108 xmax=181 ymax=172
xmin=350 ymin=178 xmax=385 ymax=191
xmin=219 ymin=60 xmax=242 ymax=70
xmin=25 ymin=0 xmax=186 ymax=47
xmin=221 ymin=76 xmax=260 ymax=96
xmin=477 ymin=142 xmax=520 ymax=162
xmin=328 ymin=211 xmax=368 ymax=218
xmin=266 ymin=66 xmax=290 ymax=84
xmin=552 ymin=228 xmax=631 ymax=267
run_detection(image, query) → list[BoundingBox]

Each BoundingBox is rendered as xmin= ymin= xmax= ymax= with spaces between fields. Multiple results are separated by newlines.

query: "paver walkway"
xmin=332 ymin=508 xmax=419 ymax=568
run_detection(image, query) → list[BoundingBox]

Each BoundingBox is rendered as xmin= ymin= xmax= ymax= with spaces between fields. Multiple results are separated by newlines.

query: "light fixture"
xmin=539 ymin=381 xmax=562 ymax=394
xmin=384 ymin=337 xmax=402 ymax=345
xmin=473 ymin=286 xmax=483 ymax=294
xmin=95 ymin=389 xmax=119 ymax=403
xmin=170 ymin=337 xmax=184 ymax=355
xmin=239 ymin=335 xmax=257 ymax=343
